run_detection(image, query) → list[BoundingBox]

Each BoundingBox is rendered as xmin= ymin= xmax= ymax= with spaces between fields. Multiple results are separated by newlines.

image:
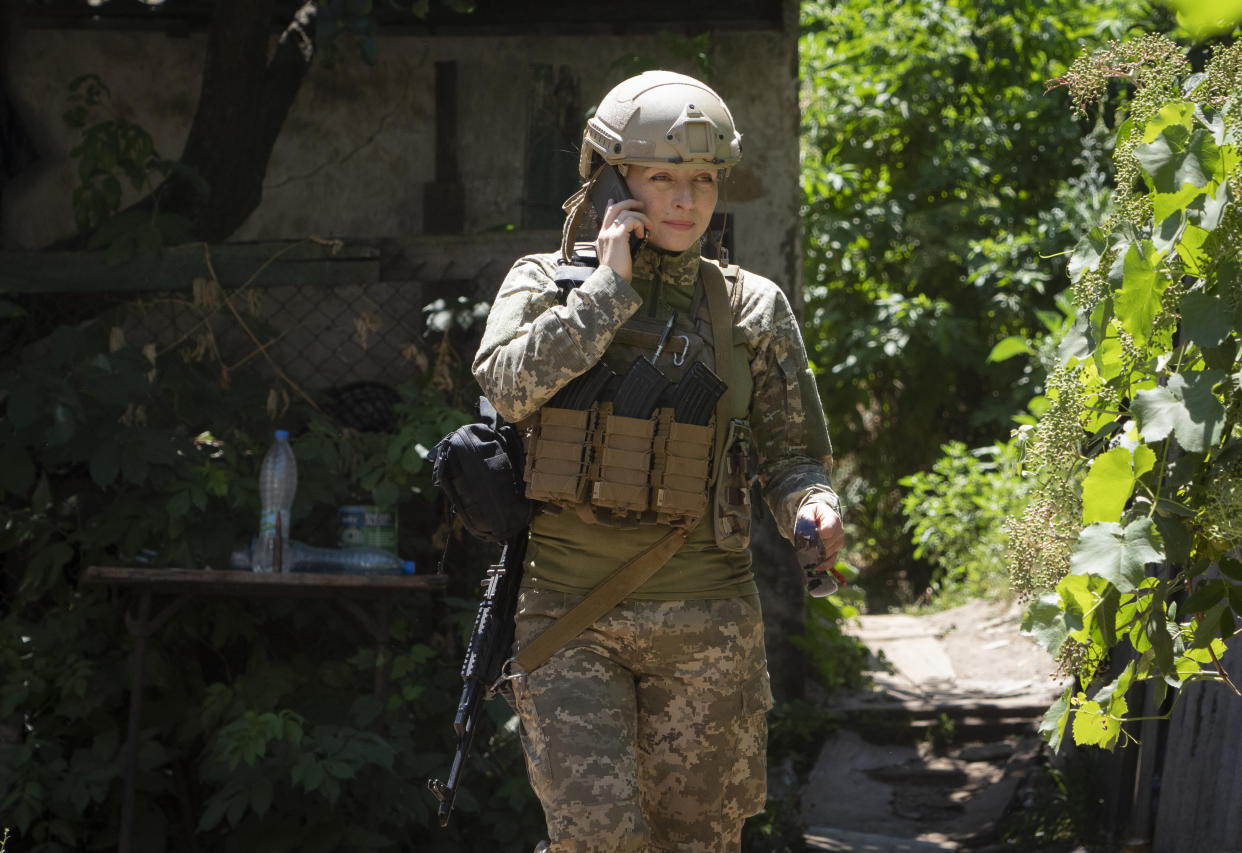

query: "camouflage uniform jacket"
xmin=473 ymin=243 xmax=839 ymax=545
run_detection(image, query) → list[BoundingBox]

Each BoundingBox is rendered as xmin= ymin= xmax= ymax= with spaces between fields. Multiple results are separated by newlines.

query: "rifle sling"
xmin=510 ymin=526 xmax=688 ymax=673
xmin=700 ymin=258 xmax=735 ymax=485
xmin=508 ymin=259 xmax=736 ymax=676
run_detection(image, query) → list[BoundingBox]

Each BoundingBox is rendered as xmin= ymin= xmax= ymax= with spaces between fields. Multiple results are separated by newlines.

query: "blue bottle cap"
xmin=274 ymin=429 xmax=290 ymax=440
xmin=401 ymin=560 xmax=416 ymax=575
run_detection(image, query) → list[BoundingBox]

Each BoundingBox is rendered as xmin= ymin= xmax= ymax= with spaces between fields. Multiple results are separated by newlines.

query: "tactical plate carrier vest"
xmin=521 ymin=256 xmax=752 ymax=545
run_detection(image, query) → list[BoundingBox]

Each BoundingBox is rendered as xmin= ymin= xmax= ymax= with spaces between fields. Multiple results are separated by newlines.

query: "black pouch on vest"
xmin=429 ymin=398 xmax=532 ymax=543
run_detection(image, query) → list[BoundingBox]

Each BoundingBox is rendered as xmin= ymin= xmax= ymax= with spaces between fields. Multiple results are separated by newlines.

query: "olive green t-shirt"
xmin=524 ymin=504 xmax=757 ymax=600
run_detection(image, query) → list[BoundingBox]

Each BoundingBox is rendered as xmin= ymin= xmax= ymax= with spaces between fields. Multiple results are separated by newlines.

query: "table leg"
xmin=118 ymin=592 xmax=190 ymax=853
xmin=336 ymin=598 xmax=392 ymax=701
xmin=119 ymin=591 xmax=151 ymax=853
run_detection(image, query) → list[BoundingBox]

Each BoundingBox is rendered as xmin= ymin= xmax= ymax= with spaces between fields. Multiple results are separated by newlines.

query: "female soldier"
xmin=472 ymin=70 xmax=843 ymax=853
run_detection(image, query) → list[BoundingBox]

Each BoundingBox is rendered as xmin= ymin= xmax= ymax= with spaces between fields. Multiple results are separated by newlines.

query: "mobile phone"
xmin=588 ymin=165 xmax=641 ymax=252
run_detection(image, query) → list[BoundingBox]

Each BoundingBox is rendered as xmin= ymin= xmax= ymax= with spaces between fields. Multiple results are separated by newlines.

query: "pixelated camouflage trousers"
xmin=510 ymin=589 xmax=774 ymax=853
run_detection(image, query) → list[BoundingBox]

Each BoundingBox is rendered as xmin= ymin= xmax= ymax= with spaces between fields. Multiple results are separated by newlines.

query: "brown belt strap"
xmin=507 ymin=260 xmax=736 ymax=676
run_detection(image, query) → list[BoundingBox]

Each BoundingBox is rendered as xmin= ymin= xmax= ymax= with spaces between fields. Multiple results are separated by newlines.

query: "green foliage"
xmin=995 ymin=745 xmax=1111 ymax=850
xmin=0 ymin=284 xmax=538 ymax=849
xmin=63 ymin=74 xmax=206 ymax=263
xmin=742 ymin=699 xmax=840 ymax=852
xmin=792 ymin=593 xmax=872 ymax=692
xmin=314 ymin=0 xmax=479 ymax=68
xmin=1012 ymin=35 xmax=1242 ymax=749
xmin=799 ymin=0 xmax=1145 ymax=603
xmin=900 ymin=439 xmax=1031 ymax=606
xmin=608 ymin=32 xmax=716 ymax=82
xmin=1159 ymin=0 xmax=1242 ymax=40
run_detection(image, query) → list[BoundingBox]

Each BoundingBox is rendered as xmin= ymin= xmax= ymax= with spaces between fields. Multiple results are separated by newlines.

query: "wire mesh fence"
xmin=0 ymin=241 xmax=509 ymax=617
xmin=117 ymin=279 xmax=438 ymax=400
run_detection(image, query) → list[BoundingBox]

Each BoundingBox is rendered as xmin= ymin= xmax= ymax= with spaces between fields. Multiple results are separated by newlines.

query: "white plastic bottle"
xmin=286 ymin=541 xmax=415 ymax=575
xmin=253 ymin=429 xmax=298 ymax=573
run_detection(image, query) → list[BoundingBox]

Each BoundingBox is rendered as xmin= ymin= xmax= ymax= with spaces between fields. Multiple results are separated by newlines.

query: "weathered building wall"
xmin=1 ymin=10 xmax=801 ymax=292
xmin=1 ymin=7 xmax=811 ymax=709
xmin=1151 ymin=640 xmax=1242 ymax=853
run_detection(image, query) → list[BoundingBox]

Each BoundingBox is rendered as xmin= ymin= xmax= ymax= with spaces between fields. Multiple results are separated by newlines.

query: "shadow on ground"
xmin=800 ymin=599 xmax=1077 ymax=853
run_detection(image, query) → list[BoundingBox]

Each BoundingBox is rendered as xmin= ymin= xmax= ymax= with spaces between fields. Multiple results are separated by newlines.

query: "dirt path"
xmin=800 ymin=599 xmax=1071 ymax=852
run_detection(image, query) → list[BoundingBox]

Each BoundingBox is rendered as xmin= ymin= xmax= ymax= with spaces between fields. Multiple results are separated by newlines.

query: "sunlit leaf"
xmin=1131 ymin=371 xmax=1225 ymax=453
xmin=1081 ymin=446 xmax=1138 ymax=524
xmin=987 ymin=336 xmax=1033 ymax=362
xmin=1184 ymin=179 xmax=1230 ymax=230
xmin=1113 ymin=242 xmax=1169 ymax=347
xmin=1070 ymin=519 xmax=1164 ymax=593
xmin=1040 ymin=688 xmax=1071 ymax=751
xmin=1072 ymin=698 xmax=1122 ymax=749
xmin=1164 ymin=0 xmax=1242 ymax=39
xmin=1134 ymin=125 xmax=1221 ymax=193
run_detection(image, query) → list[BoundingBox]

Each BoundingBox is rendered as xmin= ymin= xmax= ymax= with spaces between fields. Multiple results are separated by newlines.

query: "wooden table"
xmin=80 ymin=566 xmax=448 ymax=853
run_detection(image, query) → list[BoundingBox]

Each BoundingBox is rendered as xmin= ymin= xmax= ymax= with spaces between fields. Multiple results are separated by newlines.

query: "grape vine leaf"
xmin=1131 ymin=371 xmax=1225 ymax=453
xmin=1153 ymin=210 xmax=1186 ymax=256
xmin=1135 ymin=125 xmax=1222 ymax=194
xmin=1078 ymin=662 xmax=1134 ymax=750
xmin=1068 ymin=226 xmax=1108 ymax=283
xmin=1081 ymin=445 xmax=1155 ymax=524
xmin=1153 ymin=513 xmax=1192 ymax=566
xmin=1072 ymin=699 xmax=1124 ymax=749
xmin=1220 ymin=556 xmax=1242 ymax=583
xmin=1113 ymin=242 xmax=1168 ymax=347
xmin=1022 ymin=593 xmax=1070 ymax=655
xmin=1182 ymin=292 xmax=1233 ymax=348
xmin=1040 ymin=688 xmax=1071 ymax=752
xmin=1057 ymin=311 xmax=1093 ymax=364
xmin=987 ymin=336 xmax=1033 ymax=362
xmin=1185 ymin=179 xmax=1230 ymax=231
xmin=1153 ymin=182 xmax=1207 ymax=224
xmin=1069 ymin=519 xmax=1164 ymax=593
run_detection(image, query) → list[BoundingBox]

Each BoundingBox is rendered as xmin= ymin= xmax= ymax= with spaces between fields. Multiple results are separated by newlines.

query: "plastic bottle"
xmin=232 ymin=538 xmax=415 ymax=576
xmin=254 ymin=429 xmax=298 ymax=573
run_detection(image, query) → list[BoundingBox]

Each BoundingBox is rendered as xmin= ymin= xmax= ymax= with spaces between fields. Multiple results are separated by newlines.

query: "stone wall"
xmin=1 ymin=4 xmax=801 ymax=294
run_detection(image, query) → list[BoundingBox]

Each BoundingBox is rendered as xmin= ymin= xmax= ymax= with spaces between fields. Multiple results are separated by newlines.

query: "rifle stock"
xmin=427 ymin=531 xmax=528 ymax=826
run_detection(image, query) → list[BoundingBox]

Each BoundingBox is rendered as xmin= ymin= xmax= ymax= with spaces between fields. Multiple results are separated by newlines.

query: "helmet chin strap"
xmin=560 ymin=163 xmax=606 ymax=262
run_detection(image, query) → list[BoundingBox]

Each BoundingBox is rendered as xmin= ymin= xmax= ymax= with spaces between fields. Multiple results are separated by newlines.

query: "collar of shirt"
xmin=631 ymin=242 xmax=701 ymax=291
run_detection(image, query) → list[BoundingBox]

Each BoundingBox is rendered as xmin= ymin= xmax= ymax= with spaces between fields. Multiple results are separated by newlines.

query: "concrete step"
xmin=805 ymin=826 xmax=961 ymax=851
xmin=828 ymin=691 xmax=1051 ymax=744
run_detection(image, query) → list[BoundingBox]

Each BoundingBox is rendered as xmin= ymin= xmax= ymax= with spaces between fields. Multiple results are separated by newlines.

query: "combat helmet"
xmin=577 ymin=70 xmax=743 ymax=178
xmin=562 ymin=71 xmax=742 ymax=259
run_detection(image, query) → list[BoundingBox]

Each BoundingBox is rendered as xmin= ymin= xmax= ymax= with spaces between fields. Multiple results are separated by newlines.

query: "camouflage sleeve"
xmin=473 ymin=254 xmax=642 ymax=422
xmin=735 ymin=269 xmax=842 ymax=541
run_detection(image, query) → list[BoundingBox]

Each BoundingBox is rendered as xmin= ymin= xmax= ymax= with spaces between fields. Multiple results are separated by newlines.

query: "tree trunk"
xmin=153 ymin=0 xmax=318 ymax=242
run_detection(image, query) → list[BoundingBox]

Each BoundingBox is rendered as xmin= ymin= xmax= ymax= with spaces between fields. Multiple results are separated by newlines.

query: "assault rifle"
xmin=427 ymin=531 xmax=528 ymax=826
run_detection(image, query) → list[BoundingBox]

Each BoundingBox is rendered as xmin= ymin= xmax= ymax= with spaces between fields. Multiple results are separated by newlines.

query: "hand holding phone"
xmin=589 ymin=166 xmax=648 ymax=280
xmin=795 ymin=515 xmax=847 ymax=598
